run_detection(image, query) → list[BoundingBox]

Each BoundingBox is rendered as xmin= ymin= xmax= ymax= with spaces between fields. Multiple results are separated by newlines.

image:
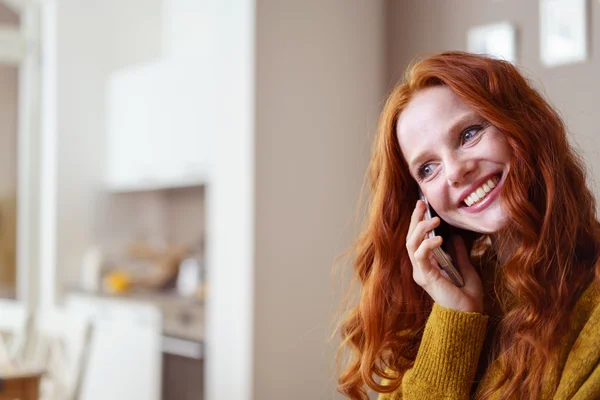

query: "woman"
xmin=337 ymin=52 xmax=600 ymax=399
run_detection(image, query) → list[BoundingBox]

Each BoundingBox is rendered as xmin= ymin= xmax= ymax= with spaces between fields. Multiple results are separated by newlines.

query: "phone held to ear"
xmin=418 ymin=190 xmax=465 ymax=288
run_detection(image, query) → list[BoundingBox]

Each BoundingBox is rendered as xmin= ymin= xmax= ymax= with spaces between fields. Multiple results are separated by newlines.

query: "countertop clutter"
xmin=78 ymin=236 xmax=206 ymax=340
xmin=81 ymin=239 xmax=206 ymax=299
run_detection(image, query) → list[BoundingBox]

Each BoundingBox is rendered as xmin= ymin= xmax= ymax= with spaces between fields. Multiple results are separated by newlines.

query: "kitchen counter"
xmin=68 ymin=289 xmax=204 ymax=342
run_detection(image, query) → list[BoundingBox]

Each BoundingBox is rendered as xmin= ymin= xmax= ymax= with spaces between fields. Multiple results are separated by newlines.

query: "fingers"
xmin=408 ymin=200 xmax=426 ymax=236
xmin=406 ymin=210 xmax=440 ymax=253
xmin=413 ymin=236 xmax=442 ymax=265
xmin=412 ymin=236 xmax=451 ymax=289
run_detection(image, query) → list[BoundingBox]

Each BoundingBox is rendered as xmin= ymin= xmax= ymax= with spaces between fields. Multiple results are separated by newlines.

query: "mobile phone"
xmin=418 ymin=190 xmax=465 ymax=287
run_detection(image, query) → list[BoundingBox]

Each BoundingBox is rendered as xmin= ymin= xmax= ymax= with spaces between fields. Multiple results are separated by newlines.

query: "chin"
xmin=468 ymin=201 xmax=508 ymax=234
xmin=448 ymin=210 xmax=509 ymax=235
xmin=470 ymin=215 xmax=509 ymax=235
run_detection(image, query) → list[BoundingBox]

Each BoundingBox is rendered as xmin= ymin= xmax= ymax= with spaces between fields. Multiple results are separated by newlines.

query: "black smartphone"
xmin=418 ymin=190 xmax=464 ymax=287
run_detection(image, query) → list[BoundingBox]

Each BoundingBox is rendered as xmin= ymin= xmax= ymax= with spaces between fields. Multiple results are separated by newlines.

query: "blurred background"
xmin=0 ymin=0 xmax=597 ymax=399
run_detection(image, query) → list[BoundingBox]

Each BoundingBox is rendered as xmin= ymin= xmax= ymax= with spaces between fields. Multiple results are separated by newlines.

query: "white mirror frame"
xmin=0 ymin=0 xmax=55 ymax=311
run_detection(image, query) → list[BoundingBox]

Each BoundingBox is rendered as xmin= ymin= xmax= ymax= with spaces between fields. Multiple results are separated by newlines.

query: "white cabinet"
xmin=66 ymin=294 xmax=163 ymax=400
xmin=105 ymin=58 xmax=217 ymax=192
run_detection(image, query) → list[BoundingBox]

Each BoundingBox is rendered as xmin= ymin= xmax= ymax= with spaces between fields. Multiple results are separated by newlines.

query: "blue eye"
xmin=461 ymin=125 xmax=483 ymax=144
xmin=418 ymin=163 xmax=434 ymax=179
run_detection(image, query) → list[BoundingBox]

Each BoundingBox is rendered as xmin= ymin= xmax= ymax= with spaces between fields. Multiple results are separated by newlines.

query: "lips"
xmin=459 ymin=172 xmax=504 ymax=213
xmin=463 ymin=175 xmax=500 ymax=206
xmin=458 ymin=172 xmax=502 ymax=208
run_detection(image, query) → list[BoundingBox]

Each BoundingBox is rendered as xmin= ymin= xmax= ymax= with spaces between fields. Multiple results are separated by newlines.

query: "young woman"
xmin=337 ymin=52 xmax=600 ymax=399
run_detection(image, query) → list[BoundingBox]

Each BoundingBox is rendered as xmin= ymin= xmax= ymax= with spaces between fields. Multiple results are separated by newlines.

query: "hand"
xmin=405 ymin=200 xmax=484 ymax=313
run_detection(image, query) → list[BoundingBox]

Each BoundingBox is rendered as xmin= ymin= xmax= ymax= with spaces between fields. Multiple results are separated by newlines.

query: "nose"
xmin=443 ymin=153 xmax=475 ymax=187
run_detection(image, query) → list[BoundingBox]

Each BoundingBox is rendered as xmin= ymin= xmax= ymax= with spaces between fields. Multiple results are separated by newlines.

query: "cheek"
xmin=488 ymin=131 xmax=512 ymax=160
xmin=423 ymin=185 xmax=450 ymax=213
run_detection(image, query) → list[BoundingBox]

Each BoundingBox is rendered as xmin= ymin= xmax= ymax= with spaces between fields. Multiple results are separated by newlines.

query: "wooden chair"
xmin=0 ymin=366 xmax=44 ymax=400
xmin=22 ymin=308 xmax=92 ymax=400
xmin=0 ymin=299 xmax=30 ymax=366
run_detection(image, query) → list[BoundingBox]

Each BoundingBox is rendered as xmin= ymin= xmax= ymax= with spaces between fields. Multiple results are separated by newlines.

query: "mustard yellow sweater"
xmin=378 ymin=279 xmax=600 ymax=399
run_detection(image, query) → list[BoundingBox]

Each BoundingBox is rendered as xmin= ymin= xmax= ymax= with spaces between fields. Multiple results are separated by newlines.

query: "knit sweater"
xmin=377 ymin=278 xmax=600 ymax=399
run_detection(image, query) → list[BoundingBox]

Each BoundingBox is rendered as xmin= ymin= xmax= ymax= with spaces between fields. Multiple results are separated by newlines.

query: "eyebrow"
xmin=406 ymin=111 xmax=482 ymax=174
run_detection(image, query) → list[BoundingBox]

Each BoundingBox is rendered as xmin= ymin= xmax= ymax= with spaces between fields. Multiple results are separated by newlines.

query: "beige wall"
xmin=254 ymin=1 xmax=386 ymax=398
xmin=388 ymin=0 xmax=600 ymax=196
xmin=97 ymin=187 xmax=205 ymax=260
xmin=0 ymin=3 xmax=17 ymax=24
xmin=0 ymin=4 xmax=18 ymax=291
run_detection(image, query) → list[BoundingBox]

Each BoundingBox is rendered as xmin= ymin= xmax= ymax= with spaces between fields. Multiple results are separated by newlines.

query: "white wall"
xmin=55 ymin=0 xmax=162 ymax=296
xmin=204 ymin=1 xmax=256 ymax=399
xmin=253 ymin=1 xmax=386 ymax=398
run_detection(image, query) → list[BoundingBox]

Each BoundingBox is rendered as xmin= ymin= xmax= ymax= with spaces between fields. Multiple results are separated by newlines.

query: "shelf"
xmin=104 ymin=172 xmax=209 ymax=193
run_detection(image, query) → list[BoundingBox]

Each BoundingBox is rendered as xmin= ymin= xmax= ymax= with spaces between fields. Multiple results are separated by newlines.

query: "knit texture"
xmin=378 ymin=280 xmax=600 ymax=400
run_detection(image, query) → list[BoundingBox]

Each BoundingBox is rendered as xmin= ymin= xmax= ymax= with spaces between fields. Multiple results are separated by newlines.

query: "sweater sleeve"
xmin=553 ymin=288 xmax=600 ymax=400
xmin=378 ymin=303 xmax=488 ymax=400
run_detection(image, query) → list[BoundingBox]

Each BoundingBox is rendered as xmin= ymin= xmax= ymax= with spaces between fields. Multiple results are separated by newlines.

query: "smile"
xmin=463 ymin=175 xmax=500 ymax=206
xmin=459 ymin=172 xmax=504 ymax=214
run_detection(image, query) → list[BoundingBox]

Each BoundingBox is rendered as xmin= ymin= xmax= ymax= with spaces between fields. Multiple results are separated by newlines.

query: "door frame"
xmin=0 ymin=0 xmax=56 ymax=310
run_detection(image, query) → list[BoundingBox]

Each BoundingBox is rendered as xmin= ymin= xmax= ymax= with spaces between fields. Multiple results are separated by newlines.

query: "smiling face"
xmin=397 ymin=85 xmax=512 ymax=234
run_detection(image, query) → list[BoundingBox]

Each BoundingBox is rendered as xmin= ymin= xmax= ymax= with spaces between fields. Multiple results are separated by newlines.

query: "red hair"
xmin=337 ymin=52 xmax=600 ymax=399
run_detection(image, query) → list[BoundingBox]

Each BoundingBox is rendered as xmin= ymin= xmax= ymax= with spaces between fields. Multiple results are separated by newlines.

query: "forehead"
xmin=397 ymin=86 xmax=472 ymax=159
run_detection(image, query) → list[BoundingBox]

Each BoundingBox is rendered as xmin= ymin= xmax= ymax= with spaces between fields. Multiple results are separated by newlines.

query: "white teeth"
xmin=463 ymin=175 xmax=501 ymax=207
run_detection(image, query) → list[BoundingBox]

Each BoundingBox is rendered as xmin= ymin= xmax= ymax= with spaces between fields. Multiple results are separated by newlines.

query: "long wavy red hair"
xmin=337 ymin=51 xmax=600 ymax=399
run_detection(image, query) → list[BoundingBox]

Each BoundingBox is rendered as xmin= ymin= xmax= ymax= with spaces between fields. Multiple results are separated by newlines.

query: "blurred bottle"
xmin=80 ymin=246 xmax=103 ymax=292
xmin=176 ymin=258 xmax=203 ymax=297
